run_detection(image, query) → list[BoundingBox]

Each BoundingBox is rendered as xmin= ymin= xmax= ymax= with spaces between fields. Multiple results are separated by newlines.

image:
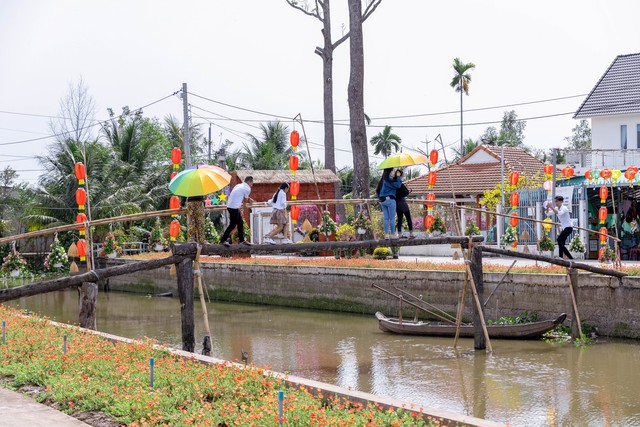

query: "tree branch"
xmin=332 ymin=32 xmax=350 ymax=50
xmin=286 ymin=0 xmax=322 ymax=20
xmin=362 ymin=0 xmax=383 ymax=21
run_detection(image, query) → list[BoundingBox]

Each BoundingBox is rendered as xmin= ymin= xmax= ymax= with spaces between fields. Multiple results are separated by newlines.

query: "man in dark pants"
xmin=220 ymin=176 xmax=254 ymax=245
xmin=546 ymin=195 xmax=573 ymax=259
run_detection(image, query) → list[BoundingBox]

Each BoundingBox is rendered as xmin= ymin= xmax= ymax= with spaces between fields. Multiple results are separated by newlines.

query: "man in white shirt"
xmin=220 ymin=176 xmax=254 ymax=245
xmin=546 ymin=195 xmax=573 ymax=259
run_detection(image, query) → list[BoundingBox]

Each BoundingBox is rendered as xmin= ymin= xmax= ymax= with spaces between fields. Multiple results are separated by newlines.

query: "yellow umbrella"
xmin=377 ymin=152 xmax=429 ymax=170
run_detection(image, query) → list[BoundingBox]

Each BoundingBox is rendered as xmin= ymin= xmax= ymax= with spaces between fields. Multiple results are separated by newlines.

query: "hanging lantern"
xmin=543 ymin=164 xmax=554 ymax=176
xmin=600 ymin=169 xmax=612 ymax=180
xmin=169 ymin=196 xmax=180 ymax=217
xmin=510 ymin=192 xmax=520 ymax=208
xmin=598 ymin=247 xmax=605 ymax=261
xmin=542 ymin=217 xmax=553 ymax=233
xmin=629 ymin=166 xmax=639 ymax=174
xmin=543 ymin=180 xmax=553 ymax=192
xmin=611 ymin=169 xmax=622 ymax=184
xmin=510 ymin=212 xmax=519 ymax=228
xmin=424 ymin=214 xmax=435 ymax=230
xmin=76 ymin=213 xmax=88 ymax=236
xmin=429 ymin=149 xmax=438 ymax=166
xmin=427 ymin=171 xmax=437 ymax=189
xmin=170 ymin=171 xmax=178 ymax=181
xmin=599 ymin=206 xmax=608 ymax=224
xmin=290 ymin=131 xmax=300 ymax=151
xmin=171 ymin=148 xmax=181 ymax=170
xmin=426 ymin=193 xmax=436 ymax=211
xmin=584 ymin=170 xmax=593 ymax=181
xmin=599 ymin=186 xmax=608 ymax=204
xmin=290 ymin=205 xmax=300 ymax=224
xmin=509 ymin=171 xmax=519 ymax=186
xmin=76 ymin=188 xmax=87 ymax=211
xmin=77 ymin=239 xmax=87 ymax=262
xmin=562 ymin=166 xmax=574 ymax=179
xmin=599 ymin=227 xmax=608 ymax=245
xmin=624 ymin=169 xmax=637 ymax=185
xmin=289 ymin=155 xmax=299 ymax=175
xmin=74 ymin=162 xmax=86 ymax=185
xmin=169 ymin=219 xmax=181 ymax=241
xmin=290 ymin=181 xmax=300 ymax=200
xmin=511 ymin=241 xmax=518 ymax=250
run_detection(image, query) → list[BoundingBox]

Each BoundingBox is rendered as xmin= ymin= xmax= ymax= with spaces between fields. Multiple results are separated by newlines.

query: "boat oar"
xmin=372 ymin=283 xmax=457 ymax=325
xmin=392 ymin=285 xmax=457 ymax=323
xmin=194 ymin=244 xmax=212 ymax=356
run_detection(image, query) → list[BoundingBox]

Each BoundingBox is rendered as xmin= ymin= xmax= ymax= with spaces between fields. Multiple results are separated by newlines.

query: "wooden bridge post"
xmin=470 ymin=246 xmax=486 ymax=350
xmin=176 ymin=258 xmax=195 ymax=352
xmin=567 ymin=268 xmax=583 ymax=339
xmin=78 ymin=282 xmax=97 ymax=330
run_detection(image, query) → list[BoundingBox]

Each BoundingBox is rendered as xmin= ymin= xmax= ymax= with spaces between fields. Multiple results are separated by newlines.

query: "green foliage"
xmin=564 ymin=119 xmax=592 ymax=150
xmin=350 ymin=210 xmax=372 ymax=231
xmin=1 ymin=245 xmax=28 ymax=273
xmin=373 ymin=247 xmax=391 ymax=259
xmin=231 ymin=219 xmax=251 ymax=242
xmin=539 ymin=235 xmax=555 ymax=252
xmin=369 ymin=125 xmax=402 ymax=158
xmin=319 ymin=211 xmax=337 ymax=235
xmin=464 ymin=220 xmax=481 ymax=236
xmin=336 ymin=223 xmax=355 ymax=241
xmin=204 ymin=217 xmax=219 ymax=244
xmin=487 ymin=311 xmax=539 ymax=325
xmin=44 ymin=236 xmax=68 ymax=271
xmin=569 ymin=234 xmax=585 ymax=253
xmin=428 ymin=214 xmax=446 ymax=234
xmin=100 ymin=232 xmax=122 ymax=256
xmin=599 ymin=246 xmax=616 ymax=263
xmin=501 ymin=226 xmax=518 ymax=245
xmin=149 ymin=218 xmax=167 ymax=247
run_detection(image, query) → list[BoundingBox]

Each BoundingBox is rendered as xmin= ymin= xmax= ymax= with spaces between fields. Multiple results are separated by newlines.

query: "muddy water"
xmin=7 ymin=290 xmax=640 ymax=426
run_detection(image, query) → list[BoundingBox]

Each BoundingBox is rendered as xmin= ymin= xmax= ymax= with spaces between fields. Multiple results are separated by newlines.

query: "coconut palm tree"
xmin=450 ymin=58 xmax=476 ymax=157
xmin=369 ymin=126 xmax=402 ymax=158
xmin=451 ymin=138 xmax=479 ymax=163
xmin=239 ymin=121 xmax=306 ymax=170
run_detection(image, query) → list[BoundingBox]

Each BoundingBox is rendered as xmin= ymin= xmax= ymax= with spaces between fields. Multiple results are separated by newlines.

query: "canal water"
xmin=7 ymin=290 xmax=640 ymax=427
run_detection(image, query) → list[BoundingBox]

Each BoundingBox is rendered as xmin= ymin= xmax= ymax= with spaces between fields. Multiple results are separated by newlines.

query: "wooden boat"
xmin=375 ymin=312 xmax=567 ymax=339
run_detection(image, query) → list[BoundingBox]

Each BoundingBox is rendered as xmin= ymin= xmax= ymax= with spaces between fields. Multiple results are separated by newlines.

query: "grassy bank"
xmin=0 ymin=305 xmax=450 ymax=427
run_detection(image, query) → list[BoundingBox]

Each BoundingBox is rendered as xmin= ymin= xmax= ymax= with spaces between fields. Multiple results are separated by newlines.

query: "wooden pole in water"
xmin=78 ymin=282 xmax=97 ymax=330
xmin=194 ymin=245 xmax=212 ymax=356
xmin=468 ymin=246 xmax=491 ymax=351
xmin=567 ymin=268 xmax=583 ymax=339
xmin=176 ymin=257 xmax=195 ymax=352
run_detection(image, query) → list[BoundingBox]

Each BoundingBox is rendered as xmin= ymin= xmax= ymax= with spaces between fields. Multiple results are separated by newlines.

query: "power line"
xmin=0 ymin=110 xmax=64 ymax=119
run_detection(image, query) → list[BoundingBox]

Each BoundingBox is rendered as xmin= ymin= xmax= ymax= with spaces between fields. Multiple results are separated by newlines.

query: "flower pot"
xmin=154 ymin=244 xmax=165 ymax=252
xmin=357 ymin=228 xmax=366 ymax=235
xmin=106 ymin=252 xmax=117 ymax=259
xmin=53 ymin=262 xmax=63 ymax=268
xmin=10 ymin=269 xmax=20 ymax=277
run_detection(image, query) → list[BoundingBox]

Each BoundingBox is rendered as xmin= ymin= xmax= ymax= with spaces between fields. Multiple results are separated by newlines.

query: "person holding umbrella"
xmin=376 ymin=168 xmax=402 ymax=239
xmin=395 ymin=169 xmax=414 ymax=238
xmin=220 ymin=176 xmax=255 ymax=246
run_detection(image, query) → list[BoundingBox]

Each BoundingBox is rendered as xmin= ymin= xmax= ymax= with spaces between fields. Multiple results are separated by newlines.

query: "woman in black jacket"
xmin=395 ymin=169 xmax=414 ymax=238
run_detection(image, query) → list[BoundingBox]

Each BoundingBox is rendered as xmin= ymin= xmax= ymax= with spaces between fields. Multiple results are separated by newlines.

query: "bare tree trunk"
xmin=347 ymin=0 xmax=370 ymax=200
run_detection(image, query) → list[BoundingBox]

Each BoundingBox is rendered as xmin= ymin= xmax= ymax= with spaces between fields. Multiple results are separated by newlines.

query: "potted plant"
xmin=373 ymin=247 xmax=391 ymax=260
xmin=150 ymin=218 xmax=168 ymax=252
xmin=539 ymin=234 xmax=555 ymax=254
xmin=351 ymin=211 xmax=372 ymax=235
xmin=569 ymin=234 xmax=586 ymax=260
xmin=465 ymin=220 xmax=481 ymax=236
xmin=599 ymin=246 xmax=616 ymax=264
xmin=204 ymin=217 xmax=219 ymax=244
xmin=428 ymin=215 xmax=447 ymax=236
xmin=1 ymin=244 xmax=28 ymax=277
xmin=501 ymin=226 xmax=518 ymax=250
xmin=44 ymin=236 xmax=68 ymax=271
xmin=336 ymin=223 xmax=356 ymax=259
xmin=318 ymin=211 xmax=337 ymax=239
xmin=100 ymin=232 xmax=122 ymax=258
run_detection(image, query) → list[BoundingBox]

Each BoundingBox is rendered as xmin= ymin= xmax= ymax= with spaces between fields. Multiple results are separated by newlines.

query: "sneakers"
xmin=282 ymin=239 xmax=292 ymax=244
xmin=263 ymin=237 xmax=276 ymax=245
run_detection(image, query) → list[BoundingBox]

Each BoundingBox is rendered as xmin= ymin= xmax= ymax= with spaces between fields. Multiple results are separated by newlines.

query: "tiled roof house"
xmin=574 ymin=52 xmax=640 ymax=151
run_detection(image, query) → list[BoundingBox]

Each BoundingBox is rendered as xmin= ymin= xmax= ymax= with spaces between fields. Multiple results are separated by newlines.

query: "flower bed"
xmin=0 ymin=306 xmax=442 ymax=427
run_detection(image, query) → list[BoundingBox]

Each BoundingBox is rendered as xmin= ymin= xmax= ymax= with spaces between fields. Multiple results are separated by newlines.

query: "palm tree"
xmin=451 ymin=138 xmax=479 ymax=162
xmin=369 ymin=126 xmax=402 ymax=158
xmin=450 ymin=58 xmax=476 ymax=156
xmin=239 ymin=121 xmax=307 ymax=170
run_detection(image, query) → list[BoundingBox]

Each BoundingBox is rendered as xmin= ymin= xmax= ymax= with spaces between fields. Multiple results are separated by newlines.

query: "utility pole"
xmin=181 ymin=82 xmax=191 ymax=167
xmin=207 ymin=124 xmax=212 ymax=163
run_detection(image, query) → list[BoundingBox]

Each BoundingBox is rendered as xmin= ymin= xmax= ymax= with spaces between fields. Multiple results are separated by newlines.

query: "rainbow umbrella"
xmin=168 ymin=164 xmax=231 ymax=197
xmin=377 ymin=151 xmax=429 ymax=170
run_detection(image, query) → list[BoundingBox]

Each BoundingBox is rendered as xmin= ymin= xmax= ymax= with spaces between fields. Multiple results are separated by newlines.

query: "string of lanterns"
xmin=169 ymin=147 xmax=182 ymax=242
xmin=289 ymin=131 xmax=300 ymax=225
xmin=423 ymin=149 xmax=438 ymax=231
xmin=74 ymin=162 xmax=87 ymax=262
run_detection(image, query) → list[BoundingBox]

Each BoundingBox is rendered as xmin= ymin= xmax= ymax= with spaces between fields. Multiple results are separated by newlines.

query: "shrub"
xmin=44 ymin=236 xmax=68 ymax=271
xmin=373 ymin=247 xmax=390 ymax=259
xmin=100 ymin=232 xmax=122 ymax=256
xmin=204 ymin=217 xmax=219 ymax=244
xmin=1 ymin=244 xmax=28 ymax=273
xmin=501 ymin=226 xmax=518 ymax=245
xmin=336 ymin=223 xmax=355 ymax=241
xmin=465 ymin=220 xmax=481 ymax=236
xmin=539 ymin=235 xmax=555 ymax=252
xmin=318 ymin=211 xmax=337 ymax=235
xmin=569 ymin=234 xmax=585 ymax=253
xmin=149 ymin=218 xmax=168 ymax=247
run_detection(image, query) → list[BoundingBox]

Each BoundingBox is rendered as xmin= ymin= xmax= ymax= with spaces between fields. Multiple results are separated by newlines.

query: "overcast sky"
xmin=1 ymin=0 xmax=639 ymax=184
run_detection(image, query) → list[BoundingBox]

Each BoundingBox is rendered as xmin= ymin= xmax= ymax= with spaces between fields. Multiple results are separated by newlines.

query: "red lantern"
xmin=562 ymin=166 xmax=574 ymax=179
xmin=584 ymin=170 xmax=592 ymax=181
xmin=169 ymin=196 xmax=180 ymax=217
xmin=170 ymin=171 xmax=177 ymax=180
xmin=290 ymin=131 xmax=300 ymax=150
xmin=290 ymin=181 xmax=300 ymax=200
xmin=426 ymin=193 xmax=436 ymax=210
xmin=289 ymin=155 xmax=298 ymax=175
xmin=600 ymin=169 xmax=612 ymax=180
xmin=429 ymin=149 xmax=438 ymax=166
xmin=599 ymin=227 xmax=608 ymax=245
xmin=74 ymin=162 xmax=86 ymax=185
xmin=543 ymin=164 xmax=554 ymax=176
xmin=598 ymin=247 xmax=605 ymax=261
xmin=599 ymin=207 xmax=608 ymax=224
xmin=599 ymin=187 xmax=608 ymax=204
xmin=510 ymin=213 xmax=519 ymax=227
xmin=624 ymin=169 xmax=636 ymax=184
xmin=76 ymin=188 xmax=87 ymax=211
xmin=77 ymin=239 xmax=87 ymax=262
xmin=509 ymin=171 xmax=519 ymax=186
xmin=290 ymin=205 xmax=300 ymax=224
xmin=427 ymin=171 xmax=437 ymax=189
xmin=511 ymin=241 xmax=518 ymax=250
xmin=171 ymin=148 xmax=181 ymax=170
xmin=76 ymin=213 xmax=87 ymax=236
xmin=510 ymin=192 xmax=520 ymax=208
xmin=169 ymin=219 xmax=180 ymax=241
xmin=629 ymin=166 xmax=639 ymax=174
xmin=424 ymin=214 xmax=435 ymax=230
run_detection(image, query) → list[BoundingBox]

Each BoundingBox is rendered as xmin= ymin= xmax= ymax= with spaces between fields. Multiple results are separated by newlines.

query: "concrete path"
xmin=0 ymin=387 xmax=91 ymax=427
